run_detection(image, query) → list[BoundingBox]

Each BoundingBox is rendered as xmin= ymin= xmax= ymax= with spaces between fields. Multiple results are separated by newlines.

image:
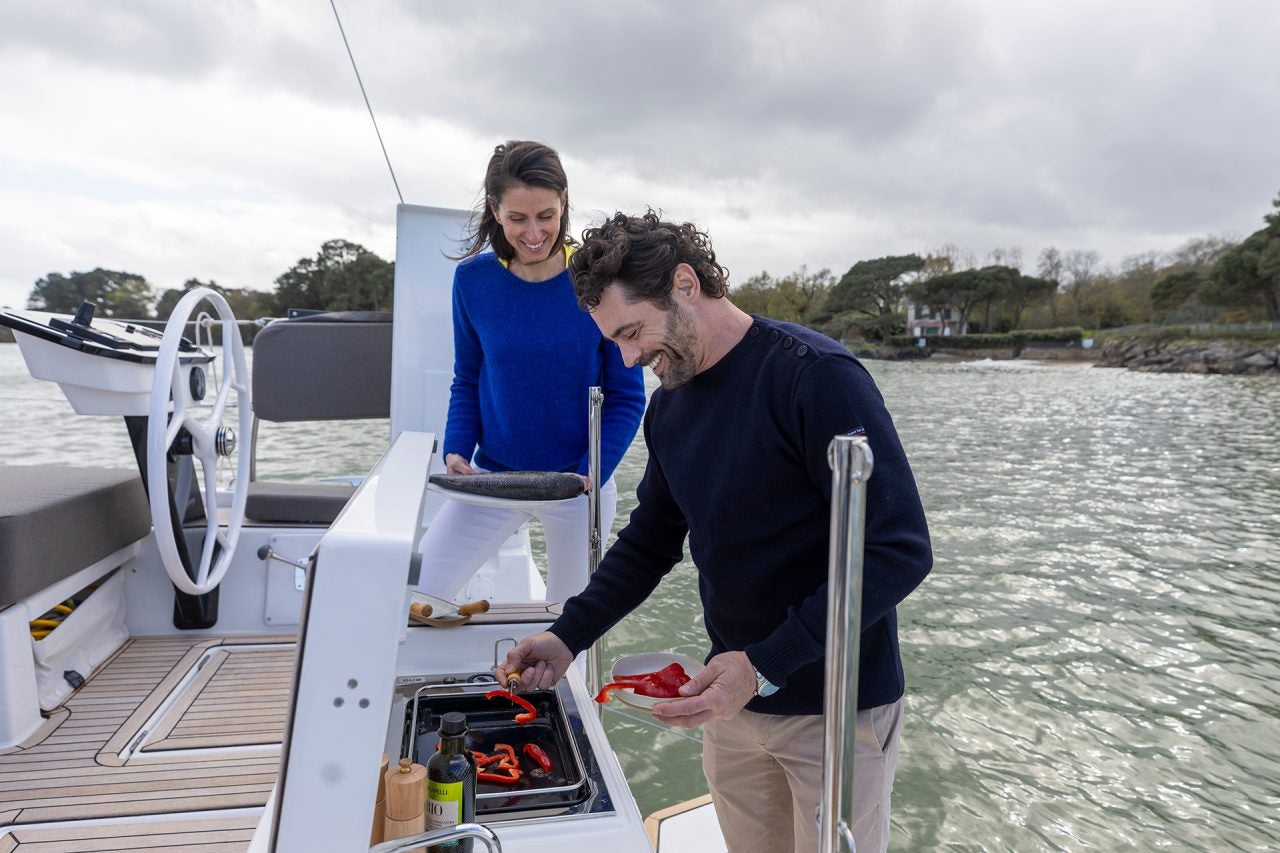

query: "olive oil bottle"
xmin=425 ymin=711 xmax=477 ymax=852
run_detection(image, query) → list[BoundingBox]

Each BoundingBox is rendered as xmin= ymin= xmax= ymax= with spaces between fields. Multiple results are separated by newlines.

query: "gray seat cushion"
xmin=0 ymin=465 xmax=150 ymax=609
xmin=246 ymin=314 xmax=388 ymax=525
xmin=251 ymin=315 xmax=392 ymax=422
xmin=245 ymin=480 xmax=356 ymax=525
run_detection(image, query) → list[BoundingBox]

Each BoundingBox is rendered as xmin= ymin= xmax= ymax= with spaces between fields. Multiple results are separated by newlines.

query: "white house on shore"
xmin=907 ymin=302 xmax=968 ymax=336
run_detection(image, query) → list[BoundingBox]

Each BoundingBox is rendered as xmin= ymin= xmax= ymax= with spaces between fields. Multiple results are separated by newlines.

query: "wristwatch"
xmin=753 ymin=667 xmax=780 ymax=697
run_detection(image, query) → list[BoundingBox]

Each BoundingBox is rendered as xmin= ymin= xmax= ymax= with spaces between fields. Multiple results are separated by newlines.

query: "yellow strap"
xmin=499 ymin=243 xmax=573 ymax=269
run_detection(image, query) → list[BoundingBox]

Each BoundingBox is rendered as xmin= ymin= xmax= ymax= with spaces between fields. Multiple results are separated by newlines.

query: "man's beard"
xmin=655 ymin=302 xmax=699 ymax=390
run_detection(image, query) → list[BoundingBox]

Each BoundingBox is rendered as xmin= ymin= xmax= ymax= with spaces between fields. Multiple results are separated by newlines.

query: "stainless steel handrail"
xmin=369 ymin=822 xmax=501 ymax=852
xmin=819 ymin=435 xmax=874 ymax=853
xmin=584 ymin=386 xmax=604 ymax=705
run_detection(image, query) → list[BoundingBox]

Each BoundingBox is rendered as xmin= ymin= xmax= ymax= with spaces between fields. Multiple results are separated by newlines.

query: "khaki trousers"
xmin=702 ymin=698 xmax=903 ymax=852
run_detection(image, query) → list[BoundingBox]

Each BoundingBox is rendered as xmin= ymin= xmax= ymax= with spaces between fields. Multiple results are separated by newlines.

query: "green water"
xmin=2 ymin=346 xmax=1276 ymax=850
xmin=596 ymin=361 xmax=1280 ymax=851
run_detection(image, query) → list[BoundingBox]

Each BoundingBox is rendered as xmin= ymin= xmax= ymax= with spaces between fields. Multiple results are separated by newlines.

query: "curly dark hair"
xmin=569 ymin=210 xmax=730 ymax=310
xmin=452 ymin=140 xmax=573 ymax=262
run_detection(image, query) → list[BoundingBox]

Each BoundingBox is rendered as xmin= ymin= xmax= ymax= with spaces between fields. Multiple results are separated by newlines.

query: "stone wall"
xmin=1097 ymin=338 xmax=1280 ymax=374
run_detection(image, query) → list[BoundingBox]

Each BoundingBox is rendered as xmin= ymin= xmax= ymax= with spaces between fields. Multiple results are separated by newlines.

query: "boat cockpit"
xmin=0 ymin=203 xmax=874 ymax=853
xmin=0 ymin=205 xmax=657 ymax=852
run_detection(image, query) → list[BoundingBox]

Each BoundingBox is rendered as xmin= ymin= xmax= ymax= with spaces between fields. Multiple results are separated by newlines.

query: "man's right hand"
xmin=495 ymin=631 xmax=574 ymax=692
xmin=444 ymin=453 xmax=477 ymax=475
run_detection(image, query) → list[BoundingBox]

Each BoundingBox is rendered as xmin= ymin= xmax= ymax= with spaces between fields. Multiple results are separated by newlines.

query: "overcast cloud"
xmin=1 ymin=0 xmax=1277 ymax=310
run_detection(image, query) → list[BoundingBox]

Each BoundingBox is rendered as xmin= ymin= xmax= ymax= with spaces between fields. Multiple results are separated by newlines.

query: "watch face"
xmin=755 ymin=671 xmax=779 ymax=697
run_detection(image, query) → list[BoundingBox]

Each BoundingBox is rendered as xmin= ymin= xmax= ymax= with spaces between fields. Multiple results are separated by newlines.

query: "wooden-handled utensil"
xmin=407 ymin=598 xmax=490 ymax=627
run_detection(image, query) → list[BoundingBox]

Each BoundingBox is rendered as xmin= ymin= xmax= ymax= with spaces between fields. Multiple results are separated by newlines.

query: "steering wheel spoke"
xmin=197 ymin=451 xmax=221 ymax=523
xmin=147 ymin=288 xmax=252 ymax=598
xmin=205 ymin=364 xmax=239 ymax=425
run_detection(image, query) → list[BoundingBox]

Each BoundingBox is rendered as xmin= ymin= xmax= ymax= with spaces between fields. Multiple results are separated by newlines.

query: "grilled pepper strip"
xmin=523 ymin=742 xmax=553 ymax=773
xmin=593 ymin=683 xmax=635 ymax=704
xmin=472 ymin=750 xmax=508 ymax=767
xmin=478 ymin=765 xmax=521 ymax=784
xmin=593 ymin=662 xmax=692 ymax=703
xmin=484 ymin=689 xmax=537 ymax=724
xmin=471 ymin=743 xmax=521 ymax=783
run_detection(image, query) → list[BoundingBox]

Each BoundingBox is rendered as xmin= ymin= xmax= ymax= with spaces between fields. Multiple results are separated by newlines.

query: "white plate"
xmin=607 ymin=652 xmax=704 ymax=710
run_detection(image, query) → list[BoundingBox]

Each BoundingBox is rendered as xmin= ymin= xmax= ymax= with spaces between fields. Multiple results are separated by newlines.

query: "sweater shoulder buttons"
xmin=796 ymin=344 xmax=808 ymax=357
xmin=768 ymin=329 xmax=780 ymax=343
xmin=782 ymin=336 xmax=794 ymax=349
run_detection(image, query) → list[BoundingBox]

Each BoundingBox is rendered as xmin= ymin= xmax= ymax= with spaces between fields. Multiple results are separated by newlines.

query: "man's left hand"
xmin=650 ymin=650 xmax=757 ymax=728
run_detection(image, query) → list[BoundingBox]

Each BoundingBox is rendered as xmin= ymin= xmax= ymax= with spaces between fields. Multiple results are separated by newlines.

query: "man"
xmin=497 ymin=210 xmax=932 ymax=852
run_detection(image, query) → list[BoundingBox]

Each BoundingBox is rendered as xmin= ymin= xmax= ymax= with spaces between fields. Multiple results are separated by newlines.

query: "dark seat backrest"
xmin=251 ymin=312 xmax=392 ymax=422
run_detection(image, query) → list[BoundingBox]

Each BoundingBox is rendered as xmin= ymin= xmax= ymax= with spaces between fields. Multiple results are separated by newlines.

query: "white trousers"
xmin=416 ymin=475 xmax=618 ymax=603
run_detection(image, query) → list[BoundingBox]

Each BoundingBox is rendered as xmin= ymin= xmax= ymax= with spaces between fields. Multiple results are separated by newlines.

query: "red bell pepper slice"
xmin=473 ymin=743 xmax=522 ymax=783
xmin=478 ymin=765 xmax=521 ymax=784
xmin=593 ymin=662 xmax=691 ymax=703
xmin=493 ymin=743 xmax=518 ymax=765
xmin=485 ymin=689 xmax=537 ymax=724
xmin=593 ymin=682 xmax=634 ymax=704
xmin=471 ymin=750 xmax=508 ymax=767
xmin=523 ymin=742 xmax=553 ymax=773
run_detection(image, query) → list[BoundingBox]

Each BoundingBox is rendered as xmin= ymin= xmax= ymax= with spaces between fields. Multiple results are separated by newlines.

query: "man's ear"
xmin=671 ymin=263 xmax=700 ymax=300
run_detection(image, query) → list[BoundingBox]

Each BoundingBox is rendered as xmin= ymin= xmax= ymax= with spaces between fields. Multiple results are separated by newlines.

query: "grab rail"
xmin=584 ymin=386 xmax=604 ymax=704
xmin=369 ymin=822 xmax=501 ymax=852
xmin=819 ymin=434 xmax=874 ymax=853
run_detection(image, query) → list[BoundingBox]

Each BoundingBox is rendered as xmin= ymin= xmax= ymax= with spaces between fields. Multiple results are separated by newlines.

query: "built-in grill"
xmin=393 ymin=673 xmax=610 ymax=822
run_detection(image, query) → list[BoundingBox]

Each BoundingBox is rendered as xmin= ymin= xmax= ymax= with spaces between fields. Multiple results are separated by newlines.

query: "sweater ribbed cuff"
xmin=745 ymin=619 xmax=819 ymax=688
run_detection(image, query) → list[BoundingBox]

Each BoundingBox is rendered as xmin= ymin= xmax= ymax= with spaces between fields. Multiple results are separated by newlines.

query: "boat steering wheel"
xmin=146 ymin=288 xmax=252 ymax=596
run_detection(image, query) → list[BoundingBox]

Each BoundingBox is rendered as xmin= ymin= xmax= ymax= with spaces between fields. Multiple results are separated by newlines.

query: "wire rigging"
xmin=329 ymin=0 xmax=404 ymax=204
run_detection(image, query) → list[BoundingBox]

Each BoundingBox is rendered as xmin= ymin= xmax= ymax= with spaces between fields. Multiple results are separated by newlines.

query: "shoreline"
xmin=852 ymin=338 xmax=1280 ymax=375
xmin=1095 ymin=337 xmax=1280 ymax=375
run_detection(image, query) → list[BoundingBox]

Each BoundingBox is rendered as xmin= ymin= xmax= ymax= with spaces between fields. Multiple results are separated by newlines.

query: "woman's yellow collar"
xmin=499 ymin=243 xmax=574 ymax=269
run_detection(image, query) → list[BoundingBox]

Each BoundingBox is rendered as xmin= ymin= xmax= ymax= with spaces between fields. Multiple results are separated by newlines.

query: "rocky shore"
xmin=1097 ymin=338 xmax=1280 ymax=374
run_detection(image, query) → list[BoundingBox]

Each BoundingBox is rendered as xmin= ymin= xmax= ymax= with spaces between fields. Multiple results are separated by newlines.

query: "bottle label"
xmin=426 ymin=779 xmax=462 ymax=831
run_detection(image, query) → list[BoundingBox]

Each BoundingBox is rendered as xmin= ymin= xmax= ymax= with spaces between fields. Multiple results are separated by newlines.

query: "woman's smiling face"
xmin=491 ymin=183 xmax=565 ymax=267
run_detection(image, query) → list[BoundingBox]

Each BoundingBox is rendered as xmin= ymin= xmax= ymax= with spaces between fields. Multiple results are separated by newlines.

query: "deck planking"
xmin=0 ymin=635 xmax=296 ymax=850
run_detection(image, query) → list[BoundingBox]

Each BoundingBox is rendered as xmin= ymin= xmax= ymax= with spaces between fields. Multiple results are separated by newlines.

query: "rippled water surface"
xmin=3 ymin=346 xmax=1277 ymax=850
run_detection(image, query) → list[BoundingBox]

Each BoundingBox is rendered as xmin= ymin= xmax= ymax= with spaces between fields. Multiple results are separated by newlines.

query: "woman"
xmin=417 ymin=140 xmax=646 ymax=603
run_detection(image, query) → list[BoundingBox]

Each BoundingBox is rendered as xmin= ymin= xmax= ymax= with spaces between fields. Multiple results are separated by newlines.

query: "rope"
xmin=329 ymin=0 xmax=404 ymax=204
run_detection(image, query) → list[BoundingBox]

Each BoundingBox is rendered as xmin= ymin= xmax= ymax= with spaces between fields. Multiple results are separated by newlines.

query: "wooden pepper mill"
xmin=383 ymin=756 xmax=427 ymax=851
xmin=370 ymin=752 xmax=390 ymax=845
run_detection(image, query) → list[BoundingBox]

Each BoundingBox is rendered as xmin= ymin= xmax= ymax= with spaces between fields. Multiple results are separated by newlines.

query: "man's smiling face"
xmin=591 ymin=281 xmax=702 ymax=391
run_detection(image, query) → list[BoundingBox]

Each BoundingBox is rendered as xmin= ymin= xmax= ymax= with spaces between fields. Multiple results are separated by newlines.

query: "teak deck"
xmin=0 ymin=635 xmax=296 ymax=850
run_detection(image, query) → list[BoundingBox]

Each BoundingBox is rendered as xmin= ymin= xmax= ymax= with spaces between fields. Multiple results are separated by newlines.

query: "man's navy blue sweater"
xmin=551 ymin=316 xmax=933 ymax=715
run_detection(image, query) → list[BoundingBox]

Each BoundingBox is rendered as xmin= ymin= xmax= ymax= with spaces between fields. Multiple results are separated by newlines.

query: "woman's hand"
xmin=445 ymin=453 xmax=477 ymax=475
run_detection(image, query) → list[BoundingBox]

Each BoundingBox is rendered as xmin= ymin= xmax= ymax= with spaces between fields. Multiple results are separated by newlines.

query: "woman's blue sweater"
xmin=443 ymin=252 xmax=645 ymax=481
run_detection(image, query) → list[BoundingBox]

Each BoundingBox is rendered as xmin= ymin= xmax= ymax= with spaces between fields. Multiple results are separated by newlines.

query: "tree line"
xmin=13 ymin=193 xmax=1279 ymax=345
xmin=731 ymin=191 xmax=1280 ymax=340
xmin=20 ymin=239 xmax=393 ymax=330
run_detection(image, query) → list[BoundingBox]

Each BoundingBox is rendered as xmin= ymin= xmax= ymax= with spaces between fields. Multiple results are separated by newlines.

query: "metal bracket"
xmin=257 ymin=545 xmax=309 ymax=591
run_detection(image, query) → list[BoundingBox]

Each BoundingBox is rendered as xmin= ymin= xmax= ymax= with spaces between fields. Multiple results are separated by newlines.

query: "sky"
xmin=1 ymin=0 xmax=1278 ymax=311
